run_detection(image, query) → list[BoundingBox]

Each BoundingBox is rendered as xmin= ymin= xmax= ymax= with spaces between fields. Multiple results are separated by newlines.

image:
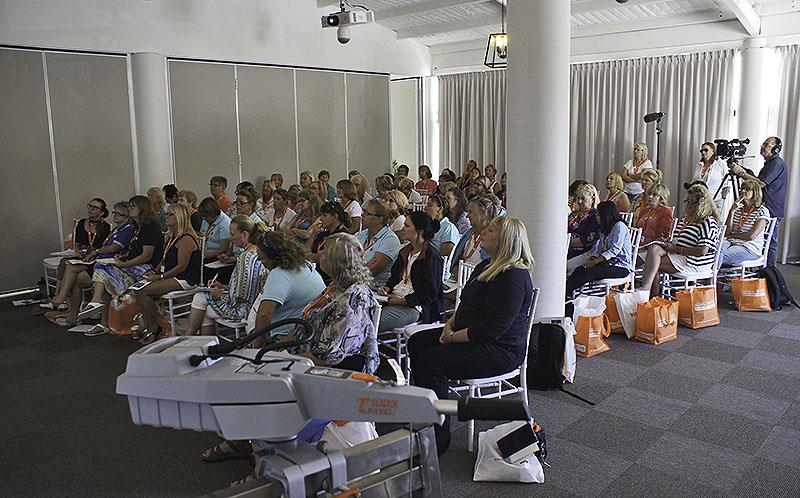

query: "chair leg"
xmin=467 ymin=384 xmax=476 ymax=453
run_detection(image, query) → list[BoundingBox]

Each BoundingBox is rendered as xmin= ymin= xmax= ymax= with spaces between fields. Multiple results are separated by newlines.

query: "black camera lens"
xmin=325 ymin=15 xmax=339 ymax=26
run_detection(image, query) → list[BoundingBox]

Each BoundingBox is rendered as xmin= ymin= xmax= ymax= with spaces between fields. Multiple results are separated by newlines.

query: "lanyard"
xmin=737 ymin=205 xmax=756 ymax=231
xmin=204 ymin=221 xmax=218 ymax=239
xmin=364 ymin=228 xmax=385 ymax=252
xmin=273 ymin=209 xmax=287 ymax=228
xmin=304 ymin=284 xmax=335 ymax=316
xmin=158 ymin=235 xmax=181 ymax=271
xmin=463 ymin=232 xmax=482 ymax=260
xmin=568 ymin=210 xmax=590 ymax=231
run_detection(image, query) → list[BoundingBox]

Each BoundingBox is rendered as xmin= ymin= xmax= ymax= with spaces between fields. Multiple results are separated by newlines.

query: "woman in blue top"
xmin=289 ymin=189 xmax=321 ymax=245
xmin=198 ymin=197 xmax=231 ymax=261
xmin=356 ymin=199 xmax=401 ymax=286
xmin=566 ymin=201 xmax=633 ymax=297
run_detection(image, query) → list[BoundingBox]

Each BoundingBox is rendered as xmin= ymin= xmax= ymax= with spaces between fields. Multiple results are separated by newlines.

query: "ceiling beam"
xmin=716 ymin=0 xmax=761 ymax=36
xmin=396 ymin=16 xmax=500 ymax=39
xmin=571 ymin=0 xmax=675 ymax=15
xmin=573 ymin=10 xmax=733 ymax=38
xmin=379 ymin=0 xmax=491 ymax=21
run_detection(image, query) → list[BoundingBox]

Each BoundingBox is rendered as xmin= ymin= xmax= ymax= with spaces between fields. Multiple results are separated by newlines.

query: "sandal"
xmin=230 ymin=474 xmax=256 ymax=487
xmin=77 ymin=301 xmax=104 ymax=319
xmin=139 ymin=325 xmax=162 ymax=345
xmin=201 ymin=440 xmax=252 ymax=462
xmin=84 ymin=324 xmax=109 ymax=337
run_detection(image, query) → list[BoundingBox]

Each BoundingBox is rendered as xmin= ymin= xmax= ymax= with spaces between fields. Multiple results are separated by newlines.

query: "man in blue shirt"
xmin=730 ymin=137 xmax=787 ymax=266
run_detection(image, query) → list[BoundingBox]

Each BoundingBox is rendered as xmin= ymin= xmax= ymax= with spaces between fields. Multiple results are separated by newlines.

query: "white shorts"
xmin=191 ymin=292 xmax=221 ymax=327
xmin=174 ymin=278 xmax=194 ymax=290
xmin=666 ymin=253 xmax=711 ymax=275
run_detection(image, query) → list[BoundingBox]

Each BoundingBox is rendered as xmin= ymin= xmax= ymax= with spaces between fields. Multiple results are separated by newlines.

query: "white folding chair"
xmin=659 ymin=226 xmax=727 ymax=299
xmin=573 ymin=228 xmax=642 ymax=298
xmin=411 ymin=202 xmax=426 ymax=212
xmin=214 ymin=317 xmax=247 ymax=342
xmin=621 ymin=212 xmax=634 ymax=226
xmin=452 ymin=285 xmax=540 ymax=452
xmin=455 ymin=260 xmax=476 ymax=310
xmin=718 ymin=218 xmax=777 ymax=281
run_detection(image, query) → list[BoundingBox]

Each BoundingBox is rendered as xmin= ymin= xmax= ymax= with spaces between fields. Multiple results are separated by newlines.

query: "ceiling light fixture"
xmin=484 ymin=2 xmax=507 ymax=68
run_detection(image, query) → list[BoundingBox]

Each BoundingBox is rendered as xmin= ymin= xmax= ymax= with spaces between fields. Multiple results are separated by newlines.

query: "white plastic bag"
xmin=562 ymin=317 xmax=577 ymax=383
xmin=473 ymin=422 xmax=545 ymax=483
xmin=321 ymin=421 xmax=378 ymax=451
xmin=572 ymin=295 xmax=606 ymax=322
xmin=616 ymin=290 xmax=650 ymax=339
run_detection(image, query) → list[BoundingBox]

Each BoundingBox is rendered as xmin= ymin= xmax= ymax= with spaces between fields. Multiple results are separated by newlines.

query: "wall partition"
xmin=0 ymin=47 xmax=134 ymax=291
xmin=168 ymin=60 xmax=391 ymax=195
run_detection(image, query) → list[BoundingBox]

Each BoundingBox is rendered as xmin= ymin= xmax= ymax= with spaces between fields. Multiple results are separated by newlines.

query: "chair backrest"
xmin=441 ymin=254 xmax=452 ymax=281
xmin=455 ymin=260 xmax=477 ymax=309
xmin=370 ymin=301 xmax=381 ymax=333
xmin=621 ymin=212 xmax=634 ymax=226
xmin=198 ymin=236 xmax=207 ymax=284
xmin=519 ymin=285 xmax=540 ymax=394
xmin=668 ymin=217 xmax=680 ymax=241
xmin=411 ymin=202 xmax=426 ymax=212
xmin=758 ymin=218 xmax=778 ymax=264
xmin=711 ymin=225 xmax=727 ymax=282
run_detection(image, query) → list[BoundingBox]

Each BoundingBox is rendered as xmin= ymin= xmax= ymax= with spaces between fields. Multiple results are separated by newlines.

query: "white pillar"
xmin=738 ymin=37 xmax=769 ymax=172
xmin=506 ymin=0 xmax=570 ymax=317
xmin=130 ymin=52 xmax=174 ymax=192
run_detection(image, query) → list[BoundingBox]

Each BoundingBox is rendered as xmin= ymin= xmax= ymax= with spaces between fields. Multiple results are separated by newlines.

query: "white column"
xmin=506 ymin=0 xmax=570 ymax=317
xmin=130 ymin=52 xmax=174 ymax=192
xmin=737 ymin=37 xmax=769 ymax=172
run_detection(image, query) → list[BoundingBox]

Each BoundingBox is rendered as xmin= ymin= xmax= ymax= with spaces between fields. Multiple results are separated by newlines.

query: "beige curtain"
xmin=438 ymin=70 xmax=506 ymax=175
xmin=569 ymin=50 xmax=737 ymax=208
xmin=771 ymin=44 xmax=800 ymax=262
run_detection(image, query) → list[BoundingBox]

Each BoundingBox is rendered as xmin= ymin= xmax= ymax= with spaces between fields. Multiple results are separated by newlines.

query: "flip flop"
xmin=77 ymin=302 xmax=104 ymax=319
xmin=84 ymin=325 xmax=109 ymax=337
xmin=201 ymin=440 xmax=252 ymax=462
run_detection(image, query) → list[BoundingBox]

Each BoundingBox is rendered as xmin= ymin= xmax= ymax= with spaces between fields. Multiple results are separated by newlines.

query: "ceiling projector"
xmin=322 ymin=1 xmax=375 ymax=44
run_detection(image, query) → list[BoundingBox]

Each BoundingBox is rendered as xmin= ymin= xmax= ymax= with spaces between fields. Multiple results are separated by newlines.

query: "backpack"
xmin=758 ymin=265 xmax=800 ymax=310
xmin=526 ymin=323 xmax=566 ymax=390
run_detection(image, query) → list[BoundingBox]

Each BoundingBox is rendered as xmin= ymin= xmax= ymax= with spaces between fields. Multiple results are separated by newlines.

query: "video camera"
xmin=714 ymin=138 xmax=750 ymax=162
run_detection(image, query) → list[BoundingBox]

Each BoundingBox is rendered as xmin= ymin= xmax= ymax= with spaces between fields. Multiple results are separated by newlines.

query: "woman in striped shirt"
xmin=640 ymin=184 xmax=721 ymax=297
xmin=719 ymin=180 xmax=771 ymax=267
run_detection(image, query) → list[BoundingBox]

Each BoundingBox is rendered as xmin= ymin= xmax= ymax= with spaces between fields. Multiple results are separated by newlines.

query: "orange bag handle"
xmin=602 ymin=313 xmax=611 ymax=337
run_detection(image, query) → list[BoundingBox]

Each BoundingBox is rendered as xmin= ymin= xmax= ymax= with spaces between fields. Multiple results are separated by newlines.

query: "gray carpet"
xmin=2 ymin=264 xmax=800 ymax=497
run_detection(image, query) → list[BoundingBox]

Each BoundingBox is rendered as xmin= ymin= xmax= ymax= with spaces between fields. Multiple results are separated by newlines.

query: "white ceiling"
xmin=318 ymin=0 xmax=800 ymax=47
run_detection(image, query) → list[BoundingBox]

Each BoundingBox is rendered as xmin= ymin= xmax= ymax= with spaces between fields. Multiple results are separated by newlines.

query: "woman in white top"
xmin=336 ymin=178 xmax=363 ymax=233
xmin=261 ymin=188 xmax=296 ymax=231
xmin=385 ymin=189 xmax=410 ymax=233
xmin=693 ymin=141 xmax=732 ymax=218
xmin=719 ymin=179 xmax=771 ymax=267
xmin=620 ymin=142 xmax=654 ymax=203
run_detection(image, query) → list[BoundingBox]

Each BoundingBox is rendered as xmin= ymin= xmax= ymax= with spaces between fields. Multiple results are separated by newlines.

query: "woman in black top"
xmin=307 ymin=201 xmax=350 ymax=284
xmin=407 ymin=216 xmax=534 ymax=455
xmin=80 ymin=195 xmax=165 ymax=335
xmin=377 ymin=211 xmax=444 ymax=332
xmin=135 ymin=203 xmax=202 ymax=344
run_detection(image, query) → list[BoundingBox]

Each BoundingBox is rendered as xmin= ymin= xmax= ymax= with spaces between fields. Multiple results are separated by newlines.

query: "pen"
xmin=209 ymin=273 xmax=218 ymax=287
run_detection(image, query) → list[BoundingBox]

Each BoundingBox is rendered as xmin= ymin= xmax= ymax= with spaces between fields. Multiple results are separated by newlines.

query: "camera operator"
xmin=728 ymin=136 xmax=787 ymax=266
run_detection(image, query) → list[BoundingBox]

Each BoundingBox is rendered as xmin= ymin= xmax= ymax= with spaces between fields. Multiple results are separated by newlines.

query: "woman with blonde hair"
xmin=177 ymin=189 xmax=203 ymax=231
xmin=640 ymin=184 xmax=720 ymax=297
xmin=290 ymin=189 xmax=321 ymax=245
xmin=384 ymin=189 xmax=410 ymax=232
xmin=719 ymin=179 xmax=770 ymax=267
xmin=396 ymin=175 xmax=423 ymax=204
xmin=408 ymin=216 xmax=534 ymax=454
xmin=620 ymin=142 xmax=653 ymax=202
xmin=357 ymin=198 xmax=401 ymax=286
xmin=184 ymin=215 xmax=268 ymax=336
xmin=309 ymin=180 xmax=327 ymax=202
xmin=375 ymin=175 xmax=395 ymax=199
xmin=336 ymin=179 xmax=363 ymax=233
xmin=351 ymin=173 xmax=372 ymax=205
xmin=567 ymin=183 xmax=601 ymax=273
xmin=255 ymin=179 xmax=275 ymax=220
xmin=147 ymin=186 xmax=168 ymax=227
xmin=300 ymin=171 xmax=314 ymax=190
xmin=134 ymin=203 xmax=202 ymax=344
xmin=629 ymin=168 xmax=662 ymax=215
xmin=605 ymin=172 xmax=630 ymax=212
xmin=633 ymin=183 xmax=675 ymax=247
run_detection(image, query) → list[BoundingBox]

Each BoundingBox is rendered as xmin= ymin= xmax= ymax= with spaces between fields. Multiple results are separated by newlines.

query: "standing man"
xmin=209 ymin=175 xmax=233 ymax=213
xmin=729 ymin=136 xmax=787 ymax=266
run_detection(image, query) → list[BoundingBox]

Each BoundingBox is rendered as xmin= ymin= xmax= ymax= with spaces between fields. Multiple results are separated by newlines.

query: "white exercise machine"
xmin=116 ymin=319 xmax=529 ymax=497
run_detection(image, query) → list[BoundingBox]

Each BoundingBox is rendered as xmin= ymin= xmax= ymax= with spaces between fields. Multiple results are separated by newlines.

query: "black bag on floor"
xmin=758 ymin=265 xmax=800 ymax=310
xmin=526 ymin=323 xmax=565 ymax=390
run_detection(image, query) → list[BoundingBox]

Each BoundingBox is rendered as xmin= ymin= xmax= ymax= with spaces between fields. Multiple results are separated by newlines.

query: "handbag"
xmin=635 ymin=297 xmax=678 ymax=344
xmin=605 ymin=292 xmax=624 ymax=334
xmin=615 ymin=290 xmax=651 ymax=339
xmin=676 ymin=286 xmax=720 ymax=329
xmin=107 ymin=293 xmax=141 ymax=336
xmin=731 ymin=278 xmax=771 ymax=312
xmin=572 ymin=295 xmax=611 ymax=357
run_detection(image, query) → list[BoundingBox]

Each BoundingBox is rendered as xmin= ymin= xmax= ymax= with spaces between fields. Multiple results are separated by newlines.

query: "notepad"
xmin=50 ymin=249 xmax=76 ymax=257
xmin=204 ymin=260 xmax=234 ymax=269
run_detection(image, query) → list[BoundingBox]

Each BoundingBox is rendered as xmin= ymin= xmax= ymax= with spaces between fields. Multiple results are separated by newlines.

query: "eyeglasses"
xmin=700 ymin=148 xmax=712 ymax=153
xmin=364 ymin=211 xmax=379 ymax=217
xmin=165 ymin=211 xmax=176 ymax=216
xmin=111 ymin=211 xmax=125 ymax=216
xmin=87 ymin=204 xmax=103 ymax=210
xmin=236 ymin=200 xmax=251 ymax=205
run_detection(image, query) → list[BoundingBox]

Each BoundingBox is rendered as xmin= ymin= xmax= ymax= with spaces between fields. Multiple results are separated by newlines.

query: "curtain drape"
xmin=771 ymin=44 xmax=800 ymax=262
xmin=569 ymin=50 xmax=736 ymax=208
xmin=438 ymin=70 xmax=506 ymax=175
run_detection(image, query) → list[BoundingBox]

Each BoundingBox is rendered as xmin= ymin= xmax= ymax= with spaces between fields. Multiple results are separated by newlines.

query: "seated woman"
xmin=351 ymin=173 xmax=373 ymax=205
xmin=628 ymin=168 xmax=662 ymax=214
xmin=396 ymin=175 xmax=424 ymax=204
xmin=375 ymin=175 xmax=395 ymax=199
xmin=437 ymin=169 xmax=456 ymax=192
xmin=605 ymin=172 xmax=631 ymax=213
xmin=416 ymin=165 xmax=437 ymax=196
xmin=80 ymin=196 xmax=165 ymax=333
xmin=640 ymin=184 xmax=721 ymax=297
xmin=197 ymin=197 xmax=232 ymax=261
xmin=467 ymin=175 xmax=492 ymax=199
xmin=408 ymin=216 xmax=534 ymax=455
xmin=356 ymin=199 xmax=402 ymax=287
xmin=184 ymin=215 xmax=268 ymax=336
xmin=385 ymin=189 xmax=410 ymax=233
xmin=289 ymin=189 xmax=321 ymax=245
xmin=307 ymin=201 xmax=350 ymax=284
xmin=134 ymin=204 xmax=202 ymax=344
xmin=255 ymin=179 xmax=274 ymax=220
xmin=336 ymin=179 xmax=362 ymax=233
xmin=449 ymin=194 xmax=500 ymax=279
xmin=567 ymin=183 xmax=601 ymax=274
xmin=290 ymin=233 xmax=380 ymax=373
xmin=719 ymin=179 xmax=770 ymax=267
xmin=234 ymin=186 xmax=262 ymax=224
xmin=566 ymin=201 xmax=633 ymax=296
xmin=261 ymin=188 xmax=297 ymax=231
xmin=147 ymin=186 xmax=168 ymax=229
xmin=443 ymin=185 xmax=471 ymax=235
xmin=44 ymin=198 xmax=111 ymax=311
xmin=46 ymin=202 xmax=136 ymax=324
xmin=310 ymin=180 xmax=328 ymax=202
xmin=497 ymin=172 xmax=507 ymax=208
xmin=633 ymin=183 xmax=674 ymax=248
xmin=377 ymin=211 xmax=445 ymax=333
xmin=425 ymin=194 xmax=460 ymax=261
xmin=177 ymin=189 xmax=203 ymax=232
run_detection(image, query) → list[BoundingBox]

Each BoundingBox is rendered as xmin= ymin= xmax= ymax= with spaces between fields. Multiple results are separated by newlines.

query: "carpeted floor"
xmin=2 ymin=264 xmax=800 ymax=497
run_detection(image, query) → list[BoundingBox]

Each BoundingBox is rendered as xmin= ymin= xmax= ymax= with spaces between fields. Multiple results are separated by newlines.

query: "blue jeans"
xmin=719 ymin=240 xmax=760 ymax=268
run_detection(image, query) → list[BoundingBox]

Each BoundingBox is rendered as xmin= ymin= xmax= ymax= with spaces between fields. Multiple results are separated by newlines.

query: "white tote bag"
xmin=473 ymin=422 xmax=545 ymax=483
xmin=321 ymin=421 xmax=379 ymax=451
xmin=615 ymin=290 xmax=650 ymax=339
xmin=562 ymin=318 xmax=577 ymax=384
